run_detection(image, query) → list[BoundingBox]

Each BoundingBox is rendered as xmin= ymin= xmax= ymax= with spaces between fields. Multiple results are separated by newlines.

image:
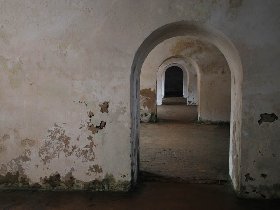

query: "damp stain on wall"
xmin=140 ymin=88 xmax=157 ymax=122
xmin=87 ymin=164 xmax=103 ymax=175
xmin=21 ymin=138 xmax=36 ymax=147
xmin=0 ymin=99 xmax=118 ymax=190
xmin=240 ymin=183 xmax=280 ymax=199
xmin=245 ymin=173 xmax=255 ymax=182
xmin=38 ymin=123 xmax=72 ymax=164
xmin=170 ymin=39 xmax=213 ymax=56
xmin=229 ymin=0 xmax=243 ymax=9
xmin=0 ymin=172 xmax=30 ymax=187
xmin=0 ymin=171 xmax=129 ymax=191
xmin=140 ymin=88 xmax=156 ymax=112
xmin=99 ymin=101 xmax=109 ymax=113
xmin=0 ymin=148 xmax=32 ymax=188
xmin=0 ymin=56 xmax=24 ymax=89
xmin=0 ymin=134 xmax=10 ymax=153
xmin=258 ymin=113 xmax=278 ymax=125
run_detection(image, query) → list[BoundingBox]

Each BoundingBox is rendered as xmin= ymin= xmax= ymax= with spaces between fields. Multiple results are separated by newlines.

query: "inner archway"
xmin=156 ymin=56 xmax=198 ymax=107
xmin=131 ymin=21 xmax=243 ymax=193
xmin=164 ymin=66 xmax=183 ymax=98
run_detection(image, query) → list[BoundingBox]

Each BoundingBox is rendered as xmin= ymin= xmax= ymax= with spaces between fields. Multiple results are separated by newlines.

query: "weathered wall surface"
xmin=198 ymin=50 xmax=231 ymax=122
xmin=186 ymin=63 xmax=198 ymax=105
xmin=0 ymin=0 xmax=132 ymax=190
xmin=0 ymin=0 xmax=279 ymax=198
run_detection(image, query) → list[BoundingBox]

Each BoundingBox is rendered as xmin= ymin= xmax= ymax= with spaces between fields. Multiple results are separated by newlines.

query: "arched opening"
xmin=164 ymin=66 xmax=184 ymax=98
xmin=131 ymin=21 xmax=243 ymax=192
xmin=156 ymin=56 xmax=198 ymax=107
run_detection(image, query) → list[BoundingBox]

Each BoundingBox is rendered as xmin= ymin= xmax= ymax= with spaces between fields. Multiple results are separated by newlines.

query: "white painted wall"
xmin=197 ymin=52 xmax=231 ymax=122
xmin=186 ymin=61 xmax=198 ymax=105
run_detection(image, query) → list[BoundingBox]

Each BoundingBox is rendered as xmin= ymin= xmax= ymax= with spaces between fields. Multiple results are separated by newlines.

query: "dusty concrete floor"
xmin=0 ymin=182 xmax=279 ymax=210
xmin=140 ymin=102 xmax=230 ymax=182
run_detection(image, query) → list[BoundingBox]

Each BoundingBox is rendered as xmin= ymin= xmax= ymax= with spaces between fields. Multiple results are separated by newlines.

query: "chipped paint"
xmin=39 ymin=124 xmax=72 ymax=164
xmin=258 ymin=113 xmax=278 ymax=125
xmin=140 ymin=88 xmax=157 ymax=122
xmin=87 ymin=164 xmax=103 ymax=175
xmin=245 ymin=173 xmax=255 ymax=182
xmin=99 ymin=101 xmax=109 ymax=113
xmin=87 ymin=121 xmax=106 ymax=135
xmin=21 ymin=138 xmax=36 ymax=147
xmin=88 ymin=110 xmax=94 ymax=118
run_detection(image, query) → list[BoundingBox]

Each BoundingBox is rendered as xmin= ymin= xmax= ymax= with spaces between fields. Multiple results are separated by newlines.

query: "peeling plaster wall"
xmin=0 ymin=0 xmax=279 ymax=198
xmin=0 ymin=0 xmax=132 ymax=190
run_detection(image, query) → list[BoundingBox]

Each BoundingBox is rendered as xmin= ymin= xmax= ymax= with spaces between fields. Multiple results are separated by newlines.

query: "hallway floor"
xmin=140 ymin=102 xmax=230 ymax=182
xmin=0 ymin=182 xmax=279 ymax=210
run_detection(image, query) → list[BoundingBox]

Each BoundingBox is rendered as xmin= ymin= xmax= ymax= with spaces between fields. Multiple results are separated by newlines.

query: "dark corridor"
xmin=164 ymin=66 xmax=183 ymax=97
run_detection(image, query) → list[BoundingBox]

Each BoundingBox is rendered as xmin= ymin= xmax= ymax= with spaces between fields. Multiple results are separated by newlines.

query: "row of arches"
xmin=156 ymin=56 xmax=197 ymax=106
xmin=156 ymin=54 xmax=230 ymax=122
xmin=131 ymin=21 xmax=243 ymax=192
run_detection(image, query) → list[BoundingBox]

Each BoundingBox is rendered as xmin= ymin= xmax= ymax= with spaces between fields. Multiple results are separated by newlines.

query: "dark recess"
xmin=164 ymin=66 xmax=183 ymax=97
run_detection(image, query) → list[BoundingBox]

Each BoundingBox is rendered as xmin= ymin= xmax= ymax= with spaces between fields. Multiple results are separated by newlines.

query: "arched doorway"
xmin=156 ymin=57 xmax=198 ymax=106
xmin=131 ymin=21 xmax=243 ymax=192
xmin=164 ymin=66 xmax=184 ymax=98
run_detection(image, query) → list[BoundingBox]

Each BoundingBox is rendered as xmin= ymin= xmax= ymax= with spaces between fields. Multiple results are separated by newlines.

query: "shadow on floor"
xmin=0 ymin=181 xmax=279 ymax=210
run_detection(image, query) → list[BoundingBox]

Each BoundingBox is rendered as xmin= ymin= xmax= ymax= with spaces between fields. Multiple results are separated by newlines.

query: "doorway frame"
xmin=130 ymin=21 xmax=243 ymax=192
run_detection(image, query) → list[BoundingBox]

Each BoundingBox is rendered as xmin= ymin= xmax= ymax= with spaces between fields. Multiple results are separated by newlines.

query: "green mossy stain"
xmin=84 ymin=174 xmax=130 ymax=191
xmin=0 ymin=172 xmax=30 ymax=187
xmin=43 ymin=173 xmax=61 ymax=188
xmin=31 ymin=183 xmax=42 ymax=189
xmin=0 ymin=172 xmax=130 ymax=191
xmin=64 ymin=175 xmax=75 ymax=189
xmin=149 ymin=113 xmax=157 ymax=123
